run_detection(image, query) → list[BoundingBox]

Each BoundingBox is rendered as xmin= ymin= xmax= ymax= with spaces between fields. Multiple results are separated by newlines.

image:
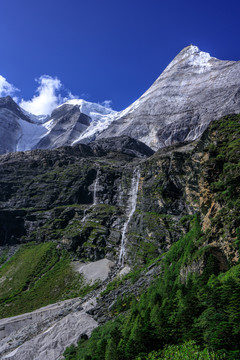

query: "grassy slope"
xmin=0 ymin=242 xmax=95 ymax=318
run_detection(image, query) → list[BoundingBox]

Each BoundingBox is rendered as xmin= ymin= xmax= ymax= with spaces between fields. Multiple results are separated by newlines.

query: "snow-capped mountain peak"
xmin=165 ymin=45 xmax=215 ymax=73
xmin=0 ymin=96 xmax=118 ymax=153
xmin=0 ymin=45 xmax=239 ymax=154
xmin=60 ymin=99 xmax=116 ymax=119
xmin=97 ymin=45 xmax=240 ymax=149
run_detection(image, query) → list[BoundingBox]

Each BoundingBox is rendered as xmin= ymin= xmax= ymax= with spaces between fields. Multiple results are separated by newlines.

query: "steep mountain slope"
xmin=0 ymin=96 xmax=34 ymax=154
xmin=0 ymin=114 xmax=239 ymax=359
xmin=34 ymin=100 xmax=118 ymax=150
xmin=0 ymin=46 xmax=239 ymax=155
xmin=62 ymin=114 xmax=240 ymax=360
xmin=0 ymin=98 xmax=117 ymax=154
xmin=98 ymin=45 xmax=240 ymax=149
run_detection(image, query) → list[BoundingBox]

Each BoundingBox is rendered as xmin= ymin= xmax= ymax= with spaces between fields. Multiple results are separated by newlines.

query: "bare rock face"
xmin=97 ymin=45 xmax=240 ymax=150
xmin=0 ymin=46 xmax=239 ymax=154
xmin=0 ymin=97 xmax=30 ymax=154
xmin=0 ymin=98 xmax=116 ymax=155
xmin=34 ymin=104 xmax=91 ymax=150
xmin=89 ymin=136 xmax=154 ymax=158
xmin=0 ymin=297 xmax=98 ymax=360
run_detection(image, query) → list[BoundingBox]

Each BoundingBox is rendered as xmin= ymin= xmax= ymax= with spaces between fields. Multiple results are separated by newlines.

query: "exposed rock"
xmin=34 ymin=104 xmax=91 ymax=150
xmin=73 ymin=259 xmax=115 ymax=283
xmin=0 ymin=96 xmax=30 ymax=122
xmin=0 ymin=114 xmax=239 ymax=359
xmin=1 ymin=46 xmax=240 ymax=155
xmin=0 ymin=297 xmax=98 ymax=360
xmin=0 ymin=97 xmax=118 ymax=155
xmin=98 ymin=45 xmax=240 ymax=150
xmin=89 ymin=136 xmax=154 ymax=158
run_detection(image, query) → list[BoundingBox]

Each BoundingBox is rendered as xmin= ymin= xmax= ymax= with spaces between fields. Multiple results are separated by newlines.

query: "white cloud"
xmin=101 ymin=100 xmax=112 ymax=109
xmin=0 ymin=75 xmax=19 ymax=97
xmin=0 ymin=73 xmax=113 ymax=116
xmin=62 ymin=90 xmax=76 ymax=103
xmin=19 ymin=75 xmax=64 ymax=116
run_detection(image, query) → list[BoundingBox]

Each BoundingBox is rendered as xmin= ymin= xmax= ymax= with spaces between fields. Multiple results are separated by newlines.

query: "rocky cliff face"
xmin=0 ymin=114 xmax=239 ymax=359
xmin=0 ymin=115 xmax=239 ymax=267
xmin=0 ymin=137 xmax=153 ymax=261
xmin=33 ymin=104 xmax=91 ymax=150
xmin=0 ymin=97 xmax=31 ymax=154
xmin=98 ymin=45 xmax=240 ymax=150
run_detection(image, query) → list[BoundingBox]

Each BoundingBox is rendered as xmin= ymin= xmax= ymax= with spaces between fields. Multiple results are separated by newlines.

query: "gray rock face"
xmin=1 ymin=46 xmax=239 ymax=154
xmin=0 ymin=297 xmax=98 ymax=360
xmin=89 ymin=136 xmax=154 ymax=158
xmin=0 ymin=97 xmax=30 ymax=122
xmin=34 ymin=104 xmax=91 ymax=150
xmin=0 ymin=98 xmax=115 ymax=155
xmin=0 ymin=97 xmax=31 ymax=154
xmin=98 ymin=45 xmax=240 ymax=150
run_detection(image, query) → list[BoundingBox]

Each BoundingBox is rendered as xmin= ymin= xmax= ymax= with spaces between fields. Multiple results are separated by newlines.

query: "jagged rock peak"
xmin=0 ymin=96 xmax=30 ymax=122
xmin=0 ymin=46 xmax=239 ymax=155
xmin=165 ymin=45 xmax=214 ymax=71
xmin=97 ymin=45 xmax=240 ymax=150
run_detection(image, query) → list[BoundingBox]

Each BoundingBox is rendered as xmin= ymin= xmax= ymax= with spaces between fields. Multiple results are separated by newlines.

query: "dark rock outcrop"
xmin=89 ymin=136 xmax=154 ymax=158
xmin=0 ymin=115 xmax=239 ymax=266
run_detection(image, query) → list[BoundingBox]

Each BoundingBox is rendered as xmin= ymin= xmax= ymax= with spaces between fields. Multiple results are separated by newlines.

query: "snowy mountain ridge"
xmin=98 ymin=45 xmax=240 ymax=149
xmin=0 ymin=45 xmax=239 ymax=154
xmin=0 ymin=97 xmax=118 ymax=154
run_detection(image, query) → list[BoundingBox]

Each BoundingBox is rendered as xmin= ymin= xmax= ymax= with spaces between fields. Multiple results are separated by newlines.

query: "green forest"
xmin=64 ymin=217 xmax=240 ymax=360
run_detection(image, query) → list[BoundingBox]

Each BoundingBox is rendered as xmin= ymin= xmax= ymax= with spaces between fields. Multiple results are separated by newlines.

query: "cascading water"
xmin=81 ymin=169 xmax=99 ymax=222
xmin=93 ymin=169 xmax=99 ymax=206
xmin=118 ymin=167 xmax=140 ymax=267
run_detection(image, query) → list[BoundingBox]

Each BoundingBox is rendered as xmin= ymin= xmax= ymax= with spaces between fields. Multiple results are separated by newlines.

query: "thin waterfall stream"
xmin=81 ymin=169 xmax=99 ymax=223
xmin=118 ymin=167 xmax=140 ymax=267
xmin=93 ymin=169 xmax=99 ymax=206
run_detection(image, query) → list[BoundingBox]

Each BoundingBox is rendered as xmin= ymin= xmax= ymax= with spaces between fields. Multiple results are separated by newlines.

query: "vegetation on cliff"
xmin=63 ymin=115 xmax=240 ymax=360
xmin=64 ymin=216 xmax=240 ymax=359
xmin=0 ymin=114 xmax=239 ymax=358
xmin=0 ymin=242 xmax=97 ymax=318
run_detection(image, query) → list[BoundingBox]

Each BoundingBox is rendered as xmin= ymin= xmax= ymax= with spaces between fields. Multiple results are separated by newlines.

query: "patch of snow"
xmin=58 ymin=99 xmax=116 ymax=121
xmin=59 ymin=99 xmax=120 ymax=144
xmin=16 ymin=119 xmax=48 ymax=152
xmin=72 ymin=111 xmax=118 ymax=144
xmin=43 ymin=98 xmax=120 ymax=144
xmin=19 ymin=107 xmax=49 ymax=124
xmin=187 ymin=47 xmax=213 ymax=72
xmin=14 ymin=98 xmax=120 ymax=152
xmin=162 ymin=45 xmax=215 ymax=75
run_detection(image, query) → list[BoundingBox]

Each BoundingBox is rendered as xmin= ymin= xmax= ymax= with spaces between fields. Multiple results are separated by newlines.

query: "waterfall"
xmin=93 ymin=169 xmax=99 ymax=206
xmin=82 ymin=169 xmax=99 ymax=222
xmin=118 ymin=167 xmax=140 ymax=267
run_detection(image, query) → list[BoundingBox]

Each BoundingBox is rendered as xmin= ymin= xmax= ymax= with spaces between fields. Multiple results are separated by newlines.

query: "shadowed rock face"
xmin=98 ymin=45 xmax=240 ymax=150
xmin=0 ymin=97 xmax=31 ymax=154
xmin=89 ymin=136 xmax=154 ymax=158
xmin=0 ymin=136 xmax=154 ymax=260
xmin=34 ymin=104 xmax=91 ymax=150
xmin=0 ymin=97 xmax=30 ymax=122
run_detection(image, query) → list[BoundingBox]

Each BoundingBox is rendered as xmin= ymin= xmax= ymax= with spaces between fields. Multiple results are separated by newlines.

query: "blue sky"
xmin=0 ymin=0 xmax=239 ymax=114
